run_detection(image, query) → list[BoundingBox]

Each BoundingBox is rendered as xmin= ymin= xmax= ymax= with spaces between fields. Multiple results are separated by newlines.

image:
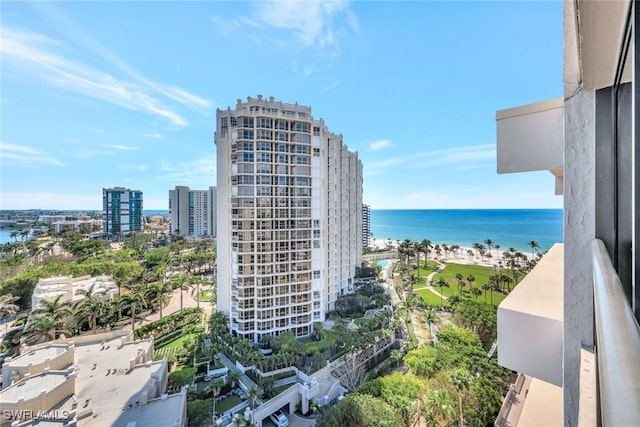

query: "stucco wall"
xmin=563 ymin=88 xmax=596 ymax=426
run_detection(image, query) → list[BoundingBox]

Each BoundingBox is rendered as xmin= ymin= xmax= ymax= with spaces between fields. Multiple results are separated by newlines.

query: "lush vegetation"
xmin=0 ymin=231 xmax=215 ymax=360
xmin=318 ymin=323 xmax=509 ymax=427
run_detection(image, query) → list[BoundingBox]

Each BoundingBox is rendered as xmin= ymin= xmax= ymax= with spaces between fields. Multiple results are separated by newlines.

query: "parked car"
xmin=269 ymin=410 xmax=289 ymax=427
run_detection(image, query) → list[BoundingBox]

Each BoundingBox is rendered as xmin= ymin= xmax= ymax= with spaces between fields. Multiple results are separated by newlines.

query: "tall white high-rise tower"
xmin=215 ymin=95 xmax=363 ymax=342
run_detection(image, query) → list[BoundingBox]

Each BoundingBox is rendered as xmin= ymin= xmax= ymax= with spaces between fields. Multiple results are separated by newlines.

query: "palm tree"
xmin=423 ymin=389 xmax=456 ymax=427
xmin=145 ymin=282 xmax=172 ymax=318
xmin=178 ymin=275 xmax=189 ymax=311
xmin=436 ymin=277 xmax=448 ymax=308
xmin=450 ymin=244 xmax=460 ymax=259
xmin=228 ymin=370 xmax=240 ymax=389
xmin=424 ymin=310 xmax=438 ymax=340
xmin=211 ymin=377 xmax=225 ymax=421
xmin=24 ymin=314 xmax=68 ymax=343
xmin=494 ymin=243 xmax=501 ymax=260
xmin=248 ymin=385 xmax=260 ymax=409
xmin=9 ymin=230 xmax=19 ymax=242
xmin=455 ymin=273 xmax=464 ymax=292
xmin=528 ymin=240 xmax=540 ymax=260
xmin=114 ymin=266 xmax=131 ymax=298
xmin=420 ymin=239 xmax=432 ymax=272
xmin=482 ymin=283 xmax=492 ymax=304
xmin=73 ymin=285 xmax=106 ymax=334
xmin=471 ymin=242 xmax=481 ymax=258
xmin=450 ymin=368 xmax=472 ymax=427
xmin=36 ymin=294 xmax=72 ymax=323
xmin=466 ymin=274 xmax=475 ymax=291
xmin=448 ymin=294 xmax=462 ymax=307
xmin=118 ymin=291 xmax=146 ymax=332
xmin=484 ymin=239 xmax=494 ymax=258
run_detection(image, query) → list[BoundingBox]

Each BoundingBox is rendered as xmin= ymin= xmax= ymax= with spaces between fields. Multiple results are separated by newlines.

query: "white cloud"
xmin=159 ymin=156 xmax=217 ymax=186
xmin=0 ymin=141 xmax=64 ymax=167
xmin=364 ymin=144 xmax=495 ymax=177
xmin=107 ymin=144 xmax=138 ymax=151
xmin=0 ymin=26 xmax=213 ymax=127
xmin=216 ymin=1 xmax=357 ymax=74
xmin=251 ymin=0 xmax=351 ymax=48
xmin=141 ymin=133 xmax=163 ymax=139
xmin=368 ymin=139 xmax=393 ymax=152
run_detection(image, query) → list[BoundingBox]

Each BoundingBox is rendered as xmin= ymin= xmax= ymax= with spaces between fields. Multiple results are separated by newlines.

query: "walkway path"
xmin=218 ymin=352 xmax=259 ymax=390
xmin=134 ymin=284 xmax=215 ymax=328
xmin=413 ymin=261 xmax=449 ymax=301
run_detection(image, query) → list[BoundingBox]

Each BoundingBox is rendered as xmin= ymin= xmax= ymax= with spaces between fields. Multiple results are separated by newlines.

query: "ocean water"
xmin=371 ymin=209 xmax=563 ymax=253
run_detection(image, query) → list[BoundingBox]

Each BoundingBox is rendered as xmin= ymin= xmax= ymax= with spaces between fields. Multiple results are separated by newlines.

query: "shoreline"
xmin=370 ymin=238 xmax=536 ymax=268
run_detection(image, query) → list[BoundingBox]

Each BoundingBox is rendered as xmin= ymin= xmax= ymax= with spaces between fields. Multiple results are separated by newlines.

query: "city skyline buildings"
xmin=215 ymin=96 xmax=363 ymax=342
xmin=0 ymin=2 xmax=562 ymax=211
xmin=168 ymin=185 xmax=216 ymax=238
xmin=102 ymin=187 xmax=143 ymax=235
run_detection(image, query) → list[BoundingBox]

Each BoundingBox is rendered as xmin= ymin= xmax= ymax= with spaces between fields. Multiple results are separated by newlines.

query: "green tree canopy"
xmin=317 ymin=394 xmax=402 ymax=427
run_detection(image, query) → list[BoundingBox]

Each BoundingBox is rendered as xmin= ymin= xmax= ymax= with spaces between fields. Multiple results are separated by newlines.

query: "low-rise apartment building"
xmin=0 ymin=331 xmax=186 ymax=427
xmin=31 ymin=275 xmax=117 ymax=312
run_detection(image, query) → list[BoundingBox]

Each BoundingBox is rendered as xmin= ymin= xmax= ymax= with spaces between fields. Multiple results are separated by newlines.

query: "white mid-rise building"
xmin=215 ymin=95 xmax=363 ymax=342
xmin=31 ymin=275 xmax=118 ymax=312
xmin=168 ymin=186 xmax=216 ymax=238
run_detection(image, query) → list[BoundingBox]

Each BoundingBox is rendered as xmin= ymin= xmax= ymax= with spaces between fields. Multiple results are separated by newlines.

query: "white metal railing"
xmin=592 ymin=239 xmax=640 ymax=426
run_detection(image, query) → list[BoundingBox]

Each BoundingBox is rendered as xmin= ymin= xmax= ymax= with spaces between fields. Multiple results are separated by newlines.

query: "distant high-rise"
xmin=362 ymin=204 xmax=371 ymax=246
xmin=168 ymin=186 xmax=216 ymax=238
xmin=102 ymin=187 xmax=143 ymax=235
xmin=215 ymin=95 xmax=363 ymax=342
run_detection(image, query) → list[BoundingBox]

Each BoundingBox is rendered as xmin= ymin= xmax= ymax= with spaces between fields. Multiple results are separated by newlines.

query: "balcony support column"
xmin=564 ymin=88 xmax=596 ymax=427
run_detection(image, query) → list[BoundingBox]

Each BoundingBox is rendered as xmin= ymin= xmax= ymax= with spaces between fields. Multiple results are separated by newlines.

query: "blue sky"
xmin=0 ymin=1 xmax=563 ymax=210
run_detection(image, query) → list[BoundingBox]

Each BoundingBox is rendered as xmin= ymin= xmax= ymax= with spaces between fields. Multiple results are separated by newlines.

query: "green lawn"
xmin=215 ymin=395 xmax=242 ymax=414
xmin=197 ymin=290 xmax=216 ymax=302
xmin=421 ymin=262 xmax=510 ymax=306
xmin=415 ymin=288 xmax=450 ymax=308
xmin=159 ymin=333 xmax=197 ymax=349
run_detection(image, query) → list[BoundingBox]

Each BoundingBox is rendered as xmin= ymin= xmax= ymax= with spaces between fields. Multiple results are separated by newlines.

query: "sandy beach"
xmin=370 ymin=237 xmax=534 ymax=268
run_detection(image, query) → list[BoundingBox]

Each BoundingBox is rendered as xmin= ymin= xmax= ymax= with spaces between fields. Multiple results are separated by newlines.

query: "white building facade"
xmin=215 ymin=96 xmax=363 ymax=342
xmin=168 ymin=186 xmax=216 ymax=238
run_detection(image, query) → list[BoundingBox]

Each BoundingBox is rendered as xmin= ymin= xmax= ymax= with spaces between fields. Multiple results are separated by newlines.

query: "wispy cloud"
xmin=159 ymin=156 xmax=216 ymax=185
xmin=250 ymin=0 xmax=352 ymax=48
xmin=214 ymin=1 xmax=357 ymax=74
xmin=142 ymin=132 xmax=163 ymax=139
xmin=0 ymin=26 xmax=212 ymax=127
xmin=107 ymin=144 xmax=137 ymax=151
xmin=0 ymin=141 xmax=64 ymax=167
xmin=364 ymin=144 xmax=495 ymax=177
xmin=368 ymin=139 xmax=393 ymax=152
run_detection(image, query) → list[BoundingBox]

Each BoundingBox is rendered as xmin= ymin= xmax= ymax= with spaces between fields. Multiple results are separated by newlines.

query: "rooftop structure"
xmin=215 ymin=95 xmax=363 ymax=342
xmin=494 ymin=1 xmax=640 ymax=425
xmin=31 ymin=275 xmax=117 ymax=312
xmin=0 ymin=331 xmax=186 ymax=427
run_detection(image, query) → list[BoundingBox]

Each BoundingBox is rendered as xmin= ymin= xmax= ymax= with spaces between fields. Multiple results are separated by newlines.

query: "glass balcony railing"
xmin=592 ymin=239 xmax=640 ymax=426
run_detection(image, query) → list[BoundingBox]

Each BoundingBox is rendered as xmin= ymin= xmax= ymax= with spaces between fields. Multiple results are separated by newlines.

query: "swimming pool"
xmin=377 ymin=260 xmax=389 ymax=268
